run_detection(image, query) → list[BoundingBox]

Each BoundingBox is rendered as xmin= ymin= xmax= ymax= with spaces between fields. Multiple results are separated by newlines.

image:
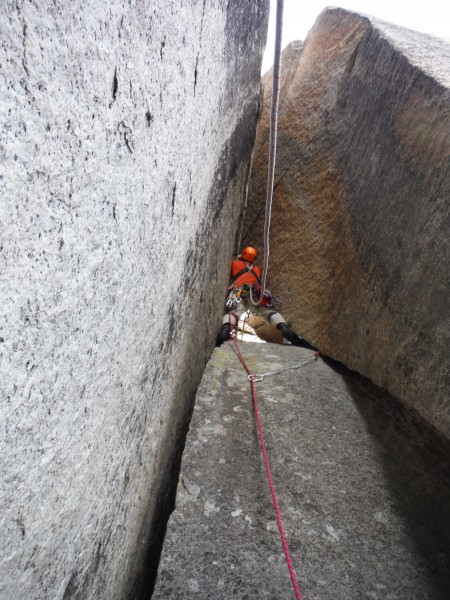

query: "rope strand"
xmin=252 ymin=0 xmax=284 ymax=305
xmin=230 ymin=334 xmax=302 ymax=600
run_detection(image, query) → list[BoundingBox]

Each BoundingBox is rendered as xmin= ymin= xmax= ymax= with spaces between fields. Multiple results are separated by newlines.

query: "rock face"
xmin=242 ymin=8 xmax=450 ymax=437
xmin=154 ymin=342 xmax=450 ymax=598
xmin=0 ymin=2 xmax=268 ymax=599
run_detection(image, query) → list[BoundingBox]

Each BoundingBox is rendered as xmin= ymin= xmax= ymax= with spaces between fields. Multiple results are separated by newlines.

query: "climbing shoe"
xmin=277 ymin=323 xmax=317 ymax=351
xmin=216 ymin=323 xmax=231 ymax=347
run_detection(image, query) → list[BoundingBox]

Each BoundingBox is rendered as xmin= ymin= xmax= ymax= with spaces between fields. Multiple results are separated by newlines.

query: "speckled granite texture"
xmin=242 ymin=8 xmax=450 ymax=437
xmin=154 ymin=342 xmax=450 ymax=599
xmin=0 ymin=1 xmax=268 ymax=599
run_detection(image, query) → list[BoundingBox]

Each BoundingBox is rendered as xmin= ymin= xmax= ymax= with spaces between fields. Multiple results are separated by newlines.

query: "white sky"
xmin=262 ymin=1 xmax=450 ymax=72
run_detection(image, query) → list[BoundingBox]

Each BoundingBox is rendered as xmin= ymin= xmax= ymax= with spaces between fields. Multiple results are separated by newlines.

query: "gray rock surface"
xmin=242 ymin=8 xmax=450 ymax=437
xmin=154 ymin=341 xmax=450 ymax=599
xmin=0 ymin=2 xmax=268 ymax=599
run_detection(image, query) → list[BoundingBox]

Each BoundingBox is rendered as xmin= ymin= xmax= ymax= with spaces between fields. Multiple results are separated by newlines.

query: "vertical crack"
xmin=171 ymin=183 xmax=177 ymax=217
xmin=110 ymin=67 xmax=118 ymax=108
xmin=194 ymin=56 xmax=199 ymax=95
xmin=22 ymin=22 xmax=29 ymax=76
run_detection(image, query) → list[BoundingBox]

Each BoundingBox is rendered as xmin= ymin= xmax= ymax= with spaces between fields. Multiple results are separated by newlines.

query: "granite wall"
xmin=243 ymin=8 xmax=450 ymax=436
xmin=0 ymin=1 xmax=268 ymax=598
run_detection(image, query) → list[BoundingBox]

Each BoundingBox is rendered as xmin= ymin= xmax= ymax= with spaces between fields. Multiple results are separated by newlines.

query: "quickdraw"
xmin=249 ymin=353 xmax=319 ymax=382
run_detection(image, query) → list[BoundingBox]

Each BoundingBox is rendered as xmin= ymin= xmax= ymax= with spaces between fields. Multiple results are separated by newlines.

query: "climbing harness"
xmin=249 ymin=353 xmax=319 ymax=382
xmin=251 ymin=0 xmax=284 ymax=306
xmin=230 ymin=331 xmax=303 ymax=600
xmin=226 ymin=284 xmax=281 ymax=314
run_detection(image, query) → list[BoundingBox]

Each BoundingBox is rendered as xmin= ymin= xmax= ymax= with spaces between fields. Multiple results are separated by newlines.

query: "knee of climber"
xmin=223 ymin=312 xmax=238 ymax=327
xmin=267 ymin=311 xmax=285 ymax=327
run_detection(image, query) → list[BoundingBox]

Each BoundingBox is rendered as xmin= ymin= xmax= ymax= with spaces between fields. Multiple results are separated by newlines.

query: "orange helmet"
xmin=241 ymin=246 xmax=257 ymax=262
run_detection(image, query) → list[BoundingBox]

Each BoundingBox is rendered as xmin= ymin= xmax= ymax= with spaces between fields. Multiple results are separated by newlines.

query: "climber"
xmin=216 ymin=246 xmax=317 ymax=350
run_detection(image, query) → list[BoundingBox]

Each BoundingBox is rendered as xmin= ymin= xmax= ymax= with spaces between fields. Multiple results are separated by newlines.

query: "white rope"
xmin=252 ymin=0 xmax=284 ymax=305
xmin=249 ymin=354 xmax=318 ymax=382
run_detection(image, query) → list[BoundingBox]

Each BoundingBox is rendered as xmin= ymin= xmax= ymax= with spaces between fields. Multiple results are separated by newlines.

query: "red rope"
xmin=230 ymin=334 xmax=302 ymax=600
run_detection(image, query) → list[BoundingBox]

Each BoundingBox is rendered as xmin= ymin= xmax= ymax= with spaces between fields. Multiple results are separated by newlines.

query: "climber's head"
xmin=241 ymin=246 xmax=257 ymax=263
